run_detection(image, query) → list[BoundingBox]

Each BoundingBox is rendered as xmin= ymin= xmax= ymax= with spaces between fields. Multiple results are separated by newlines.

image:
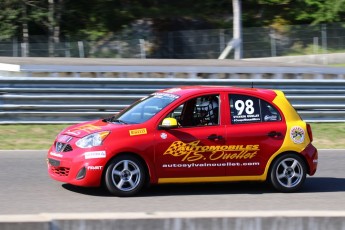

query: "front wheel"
xmin=104 ymin=155 xmax=146 ymax=197
xmin=269 ymin=154 xmax=306 ymax=192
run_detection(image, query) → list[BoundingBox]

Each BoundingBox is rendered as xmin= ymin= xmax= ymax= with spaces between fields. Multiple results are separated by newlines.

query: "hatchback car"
xmin=47 ymin=86 xmax=318 ymax=196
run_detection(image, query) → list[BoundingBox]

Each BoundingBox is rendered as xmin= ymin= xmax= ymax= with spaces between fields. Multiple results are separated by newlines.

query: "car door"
xmin=154 ymin=94 xmax=227 ymax=179
xmin=225 ymin=93 xmax=287 ymax=176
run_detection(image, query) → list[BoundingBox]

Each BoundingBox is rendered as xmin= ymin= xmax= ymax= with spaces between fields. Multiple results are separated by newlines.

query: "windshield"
xmin=111 ymin=93 xmax=180 ymax=124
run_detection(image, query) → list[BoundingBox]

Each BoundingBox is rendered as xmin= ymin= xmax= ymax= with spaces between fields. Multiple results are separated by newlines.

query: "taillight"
xmin=306 ymin=123 xmax=313 ymax=142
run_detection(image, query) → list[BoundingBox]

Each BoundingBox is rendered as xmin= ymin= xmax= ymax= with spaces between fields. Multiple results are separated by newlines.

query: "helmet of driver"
xmin=196 ymin=99 xmax=218 ymax=124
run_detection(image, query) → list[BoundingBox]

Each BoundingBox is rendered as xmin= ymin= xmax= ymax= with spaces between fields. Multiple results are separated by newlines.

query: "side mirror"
xmin=159 ymin=118 xmax=178 ymax=130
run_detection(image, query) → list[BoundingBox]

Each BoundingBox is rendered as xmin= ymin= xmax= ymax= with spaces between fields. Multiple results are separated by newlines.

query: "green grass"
xmin=0 ymin=123 xmax=344 ymax=150
xmin=329 ymin=63 xmax=345 ymax=67
xmin=0 ymin=124 xmax=69 ymax=150
xmin=310 ymin=123 xmax=345 ymax=149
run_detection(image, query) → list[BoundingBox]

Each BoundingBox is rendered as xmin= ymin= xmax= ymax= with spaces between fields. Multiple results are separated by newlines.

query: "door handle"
xmin=207 ymin=134 xmax=223 ymax=141
xmin=267 ymin=131 xmax=282 ymax=138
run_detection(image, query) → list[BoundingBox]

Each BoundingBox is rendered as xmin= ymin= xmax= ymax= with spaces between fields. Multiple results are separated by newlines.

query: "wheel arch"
xmin=267 ymin=151 xmax=310 ymax=180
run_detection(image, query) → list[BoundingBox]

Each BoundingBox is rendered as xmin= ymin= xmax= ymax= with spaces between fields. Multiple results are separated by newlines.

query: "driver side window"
xmin=161 ymin=94 xmax=220 ymax=127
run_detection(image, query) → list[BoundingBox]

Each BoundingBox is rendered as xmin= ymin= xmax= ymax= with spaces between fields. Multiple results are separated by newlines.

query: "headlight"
xmin=76 ymin=131 xmax=110 ymax=148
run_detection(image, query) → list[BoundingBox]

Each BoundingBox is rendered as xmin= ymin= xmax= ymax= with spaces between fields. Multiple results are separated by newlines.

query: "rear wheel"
xmin=269 ymin=154 xmax=306 ymax=192
xmin=105 ymin=155 xmax=146 ymax=197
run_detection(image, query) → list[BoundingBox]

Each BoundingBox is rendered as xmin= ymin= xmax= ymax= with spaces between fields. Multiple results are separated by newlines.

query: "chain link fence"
xmin=1 ymin=23 xmax=345 ymax=59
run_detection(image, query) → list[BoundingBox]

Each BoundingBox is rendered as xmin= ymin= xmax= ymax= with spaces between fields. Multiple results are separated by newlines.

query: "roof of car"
xmin=158 ymin=86 xmax=278 ymax=100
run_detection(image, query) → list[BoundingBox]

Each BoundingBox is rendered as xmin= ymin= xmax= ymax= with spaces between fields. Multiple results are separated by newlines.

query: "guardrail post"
xmin=78 ymin=41 xmax=85 ymax=58
xmin=321 ymin=24 xmax=328 ymax=65
xmin=273 ymin=73 xmax=283 ymax=79
xmin=294 ymin=73 xmax=300 ymax=79
xmin=65 ymin=42 xmax=71 ymax=57
xmin=251 ymin=73 xmax=262 ymax=79
xmin=315 ymin=73 xmax=323 ymax=79
xmin=270 ymin=29 xmax=277 ymax=57
xmin=313 ymin=37 xmax=319 ymax=54
xmin=12 ymin=38 xmax=18 ymax=57
xmin=188 ymin=72 xmax=197 ymax=78
xmin=139 ymin=39 xmax=146 ymax=59
xmin=49 ymin=72 xmax=59 ymax=77
xmin=21 ymin=43 xmax=29 ymax=57
xmin=165 ymin=72 xmax=175 ymax=78
xmin=96 ymin=72 xmax=104 ymax=78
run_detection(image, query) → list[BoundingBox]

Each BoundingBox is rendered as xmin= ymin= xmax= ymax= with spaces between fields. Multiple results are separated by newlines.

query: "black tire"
xmin=104 ymin=155 xmax=146 ymax=197
xmin=269 ymin=153 xmax=306 ymax=192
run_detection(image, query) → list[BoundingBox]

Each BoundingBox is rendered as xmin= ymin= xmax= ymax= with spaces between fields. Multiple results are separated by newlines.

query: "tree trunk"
xmin=48 ymin=0 xmax=62 ymax=57
xmin=22 ymin=2 xmax=29 ymax=57
xmin=48 ymin=0 xmax=54 ymax=56
xmin=54 ymin=0 xmax=62 ymax=51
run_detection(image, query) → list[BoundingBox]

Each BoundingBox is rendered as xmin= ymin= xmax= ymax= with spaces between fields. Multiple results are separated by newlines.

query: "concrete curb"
xmin=1 ymin=211 xmax=345 ymax=230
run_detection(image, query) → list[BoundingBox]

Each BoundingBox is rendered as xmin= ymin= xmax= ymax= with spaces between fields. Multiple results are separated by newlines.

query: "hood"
xmin=62 ymin=120 xmax=120 ymax=138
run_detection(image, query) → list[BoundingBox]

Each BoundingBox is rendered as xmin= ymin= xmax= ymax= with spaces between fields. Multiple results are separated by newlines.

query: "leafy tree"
xmin=297 ymin=0 xmax=345 ymax=24
xmin=2 ymin=0 xmax=345 ymax=55
xmin=0 ymin=0 xmax=24 ymax=40
xmin=0 ymin=1 xmax=48 ymax=39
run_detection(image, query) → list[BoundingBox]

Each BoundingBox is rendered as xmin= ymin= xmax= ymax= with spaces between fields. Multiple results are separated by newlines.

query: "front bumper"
xmin=47 ymin=149 xmax=106 ymax=187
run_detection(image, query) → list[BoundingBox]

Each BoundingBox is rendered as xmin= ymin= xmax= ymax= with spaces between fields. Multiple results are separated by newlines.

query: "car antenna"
xmin=251 ymin=82 xmax=254 ymax=88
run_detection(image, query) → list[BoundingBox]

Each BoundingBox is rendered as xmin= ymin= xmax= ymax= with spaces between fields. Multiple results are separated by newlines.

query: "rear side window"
xmin=229 ymin=94 xmax=281 ymax=124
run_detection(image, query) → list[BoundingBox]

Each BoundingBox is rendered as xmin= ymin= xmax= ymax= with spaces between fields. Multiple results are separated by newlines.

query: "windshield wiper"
xmin=102 ymin=117 xmax=127 ymax=124
xmin=112 ymin=119 xmax=128 ymax=124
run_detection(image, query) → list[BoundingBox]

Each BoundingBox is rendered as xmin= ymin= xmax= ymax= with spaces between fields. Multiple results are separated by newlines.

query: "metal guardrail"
xmin=0 ymin=77 xmax=344 ymax=124
xmin=1 ymin=57 xmax=345 ymax=79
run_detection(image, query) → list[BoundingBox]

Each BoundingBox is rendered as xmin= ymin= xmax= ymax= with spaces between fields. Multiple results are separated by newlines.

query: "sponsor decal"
xmin=264 ymin=115 xmax=278 ymax=121
xmin=50 ymin=151 xmax=63 ymax=158
xmin=163 ymin=88 xmax=181 ymax=93
xmin=129 ymin=128 xmax=147 ymax=136
xmin=290 ymin=126 xmax=305 ymax=144
xmin=66 ymin=124 xmax=102 ymax=136
xmin=87 ymin=166 xmax=103 ymax=170
xmin=163 ymin=140 xmax=259 ymax=162
xmin=162 ymin=161 xmax=260 ymax=169
xmin=57 ymin=135 xmax=73 ymax=143
xmin=152 ymin=92 xmax=180 ymax=99
xmin=160 ymin=133 xmax=168 ymax=139
xmin=85 ymin=151 xmax=106 ymax=159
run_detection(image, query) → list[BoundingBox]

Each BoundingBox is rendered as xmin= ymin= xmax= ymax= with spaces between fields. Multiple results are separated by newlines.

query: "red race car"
xmin=47 ymin=86 xmax=318 ymax=196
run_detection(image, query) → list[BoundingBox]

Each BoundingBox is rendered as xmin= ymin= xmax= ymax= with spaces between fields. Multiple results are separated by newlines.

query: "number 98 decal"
xmin=234 ymin=99 xmax=255 ymax=115
xmin=230 ymin=95 xmax=261 ymax=124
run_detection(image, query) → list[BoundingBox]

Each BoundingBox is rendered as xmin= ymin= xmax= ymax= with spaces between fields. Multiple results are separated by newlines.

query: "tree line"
xmin=1 ymin=0 xmax=344 ymax=43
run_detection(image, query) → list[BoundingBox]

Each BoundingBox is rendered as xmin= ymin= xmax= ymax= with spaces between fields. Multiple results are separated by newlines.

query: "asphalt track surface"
xmin=0 ymin=150 xmax=344 ymax=215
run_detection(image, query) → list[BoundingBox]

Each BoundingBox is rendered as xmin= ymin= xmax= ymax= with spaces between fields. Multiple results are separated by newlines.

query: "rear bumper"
xmin=301 ymin=143 xmax=318 ymax=176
